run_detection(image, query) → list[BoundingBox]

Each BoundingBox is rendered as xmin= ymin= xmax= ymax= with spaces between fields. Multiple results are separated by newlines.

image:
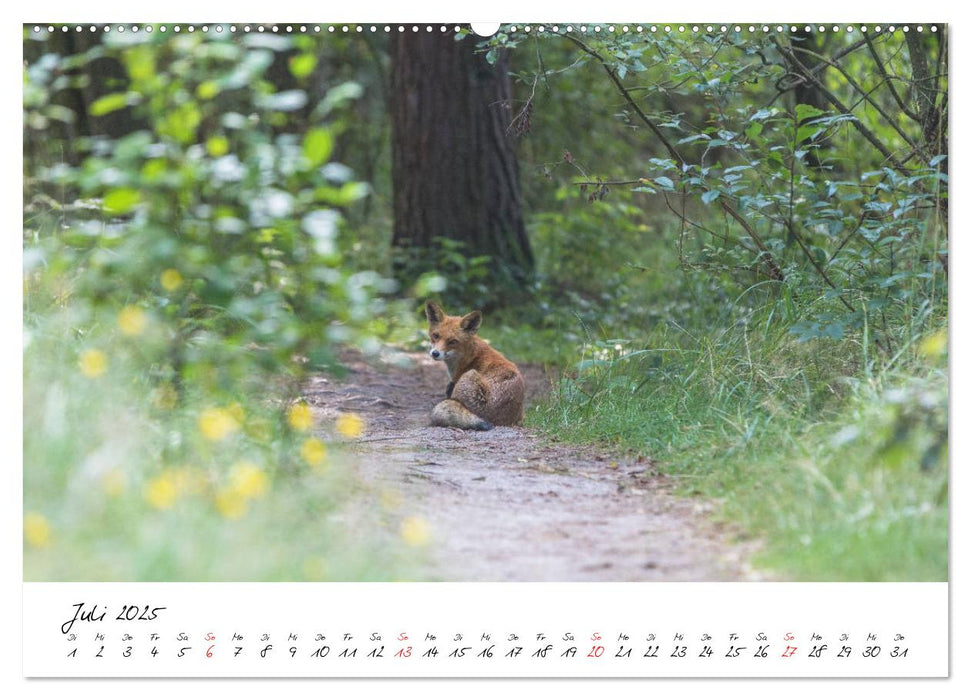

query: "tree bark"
xmin=389 ymin=28 xmax=533 ymax=295
xmin=905 ymin=30 xmax=945 ymax=157
xmin=786 ymin=30 xmax=832 ymax=169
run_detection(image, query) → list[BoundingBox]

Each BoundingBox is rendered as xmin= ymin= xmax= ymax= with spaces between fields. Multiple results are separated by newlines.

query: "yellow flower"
xmin=102 ymin=469 xmax=127 ymax=497
xmin=79 ymin=349 xmax=107 ymax=378
xmin=336 ymin=412 xmax=365 ymax=438
xmin=400 ymin=516 xmax=431 ymax=547
xmin=214 ymin=488 xmax=248 ymax=520
xmin=229 ymin=461 xmax=268 ymax=499
xmin=24 ymin=512 xmax=51 ymax=548
xmin=300 ymin=437 xmax=327 ymax=468
xmin=287 ymin=402 xmax=314 ymax=432
xmin=144 ymin=473 xmax=178 ymax=510
xmin=198 ymin=407 xmax=239 ymax=442
xmin=160 ymin=268 xmax=183 ymax=291
xmin=117 ymin=305 xmax=147 ymax=336
xmin=919 ymin=330 xmax=947 ymax=359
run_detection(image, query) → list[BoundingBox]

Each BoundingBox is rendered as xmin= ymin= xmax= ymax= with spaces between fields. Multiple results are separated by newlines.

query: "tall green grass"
xmin=525 ymin=300 xmax=947 ymax=581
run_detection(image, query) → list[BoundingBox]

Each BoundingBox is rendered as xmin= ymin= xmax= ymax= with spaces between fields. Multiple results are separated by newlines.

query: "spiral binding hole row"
xmin=31 ymin=24 xmax=939 ymax=35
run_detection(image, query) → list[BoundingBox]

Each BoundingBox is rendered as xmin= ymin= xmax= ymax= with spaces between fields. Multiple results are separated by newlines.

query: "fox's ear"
xmin=460 ymin=310 xmax=482 ymax=334
xmin=425 ymin=301 xmax=445 ymax=326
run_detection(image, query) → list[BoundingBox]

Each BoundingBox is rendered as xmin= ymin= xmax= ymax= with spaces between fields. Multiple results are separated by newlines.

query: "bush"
xmin=23 ymin=27 xmax=412 ymax=580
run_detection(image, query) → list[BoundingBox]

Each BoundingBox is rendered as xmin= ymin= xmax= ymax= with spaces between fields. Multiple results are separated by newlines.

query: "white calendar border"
xmin=22 ymin=582 xmax=949 ymax=678
xmin=6 ymin=0 xmax=964 ymax=695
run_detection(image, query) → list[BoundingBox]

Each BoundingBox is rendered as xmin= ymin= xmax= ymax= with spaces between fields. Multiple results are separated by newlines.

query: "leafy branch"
xmin=561 ymin=31 xmax=785 ymax=282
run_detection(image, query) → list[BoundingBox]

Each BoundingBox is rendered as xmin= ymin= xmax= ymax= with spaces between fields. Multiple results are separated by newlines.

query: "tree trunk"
xmin=787 ymin=30 xmax=832 ymax=170
xmin=389 ymin=28 xmax=533 ymax=298
xmin=905 ymin=30 xmax=945 ymax=158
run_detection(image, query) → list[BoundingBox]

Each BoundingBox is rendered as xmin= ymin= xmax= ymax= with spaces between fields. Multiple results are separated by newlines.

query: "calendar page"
xmin=18 ymin=3 xmax=954 ymax=690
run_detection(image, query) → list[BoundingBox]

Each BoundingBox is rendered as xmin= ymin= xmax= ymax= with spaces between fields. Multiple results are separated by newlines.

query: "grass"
xmin=23 ymin=299 xmax=428 ymax=582
xmin=525 ymin=305 xmax=948 ymax=581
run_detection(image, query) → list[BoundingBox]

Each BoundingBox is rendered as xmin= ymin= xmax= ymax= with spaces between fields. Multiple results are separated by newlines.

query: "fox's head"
xmin=425 ymin=301 xmax=482 ymax=365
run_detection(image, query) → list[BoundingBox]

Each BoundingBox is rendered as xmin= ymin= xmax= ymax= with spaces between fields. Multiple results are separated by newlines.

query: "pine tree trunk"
xmin=389 ymin=28 xmax=533 ymax=296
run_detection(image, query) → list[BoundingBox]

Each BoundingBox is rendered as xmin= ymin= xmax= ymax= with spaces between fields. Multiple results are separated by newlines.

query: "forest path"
xmin=307 ymin=351 xmax=763 ymax=581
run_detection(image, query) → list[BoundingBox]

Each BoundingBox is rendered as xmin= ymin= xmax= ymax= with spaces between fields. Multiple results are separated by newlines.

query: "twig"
xmin=574 ymin=179 xmax=643 ymax=186
xmin=561 ymin=32 xmax=685 ymax=166
xmin=788 ymin=44 xmax=923 ymax=158
xmin=718 ymin=202 xmax=785 ymax=281
xmin=661 ymin=193 xmax=736 ymax=246
xmin=863 ymin=33 xmax=920 ymax=122
xmin=775 ymin=39 xmax=911 ymax=173
xmin=562 ymin=31 xmax=785 ymax=281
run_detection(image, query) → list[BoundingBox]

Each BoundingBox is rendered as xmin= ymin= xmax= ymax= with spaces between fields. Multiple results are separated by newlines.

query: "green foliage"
xmin=392 ymin=237 xmax=496 ymax=311
xmin=491 ymin=26 xmax=948 ymax=579
xmin=531 ymin=187 xmax=650 ymax=298
xmin=23 ymin=28 xmax=410 ymax=580
xmin=497 ymin=27 xmax=946 ymax=352
xmin=25 ymin=29 xmax=394 ymax=393
xmin=23 ymin=25 xmax=949 ymax=583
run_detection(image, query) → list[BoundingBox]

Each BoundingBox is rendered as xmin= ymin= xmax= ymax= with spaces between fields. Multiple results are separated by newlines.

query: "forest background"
xmin=22 ymin=19 xmax=948 ymax=582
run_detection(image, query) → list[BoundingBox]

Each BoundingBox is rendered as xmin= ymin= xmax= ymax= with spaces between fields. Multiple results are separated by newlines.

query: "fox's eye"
xmin=431 ymin=333 xmax=440 ymax=341
xmin=447 ymin=339 xmax=458 ymax=346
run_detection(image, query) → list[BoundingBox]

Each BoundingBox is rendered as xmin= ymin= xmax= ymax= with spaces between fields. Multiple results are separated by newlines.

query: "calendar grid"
xmin=23 ymin=582 xmax=948 ymax=678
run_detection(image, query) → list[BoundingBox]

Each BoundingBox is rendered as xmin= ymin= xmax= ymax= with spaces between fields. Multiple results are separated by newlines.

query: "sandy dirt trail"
xmin=307 ymin=351 xmax=762 ymax=582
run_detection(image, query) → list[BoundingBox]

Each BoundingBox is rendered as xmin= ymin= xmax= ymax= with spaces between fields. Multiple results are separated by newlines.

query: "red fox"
xmin=425 ymin=301 xmax=525 ymax=430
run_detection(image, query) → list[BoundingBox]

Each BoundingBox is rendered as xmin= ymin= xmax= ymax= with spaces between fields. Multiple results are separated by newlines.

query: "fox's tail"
xmin=431 ymin=399 xmax=493 ymax=431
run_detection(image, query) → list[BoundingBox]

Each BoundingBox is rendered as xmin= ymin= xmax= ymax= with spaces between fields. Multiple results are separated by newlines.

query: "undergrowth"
xmin=517 ymin=289 xmax=947 ymax=581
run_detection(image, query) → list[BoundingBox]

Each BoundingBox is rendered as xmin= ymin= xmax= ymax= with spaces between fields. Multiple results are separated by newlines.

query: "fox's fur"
xmin=425 ymin=301 xmax=525 ymax=431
